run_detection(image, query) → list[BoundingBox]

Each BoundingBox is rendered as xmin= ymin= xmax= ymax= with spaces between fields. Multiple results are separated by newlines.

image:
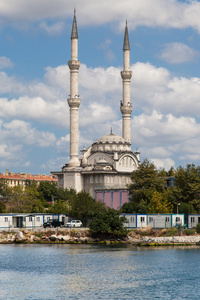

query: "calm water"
xmin=0 ymin=244 xmax=200 ymax=299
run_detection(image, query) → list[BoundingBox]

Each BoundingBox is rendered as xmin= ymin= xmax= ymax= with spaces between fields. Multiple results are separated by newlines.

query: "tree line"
xmin=0 ymin=159 xmax=199 ymax=236
xmin=121 ymin=159 xmax=200 ymax=216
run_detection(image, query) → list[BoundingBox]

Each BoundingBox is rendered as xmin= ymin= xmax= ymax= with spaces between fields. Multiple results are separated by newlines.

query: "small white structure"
xmin=187 ymin=214 xmax=200 ymax=229
xmin=120 ymin=213 xmax=185 ymax=229
xmin=0 ymin=213 xmax=67 ymax=229
xmin=120 ymin=214 xmax=147 ymax=228
xmin=148 ymin=214 xmax=185 ymax=228
xmin=121 ymin=213 xmax=137 ymax=228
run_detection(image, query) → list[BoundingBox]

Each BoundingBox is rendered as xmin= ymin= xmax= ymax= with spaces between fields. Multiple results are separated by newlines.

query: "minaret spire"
xmin=71 ymin=8 xmax=78 ymax=39
xmin=67 ymin=10 xmax=81 ymax=167
xmin=123 ymin=21 xmax=130 ymax=51
xmin=120 ymin=21 xmax=133 ymax=144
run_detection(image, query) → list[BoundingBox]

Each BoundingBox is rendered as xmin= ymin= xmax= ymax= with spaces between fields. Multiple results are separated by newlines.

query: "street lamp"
xmin=177 ymin=203 xmax=180 ymax=214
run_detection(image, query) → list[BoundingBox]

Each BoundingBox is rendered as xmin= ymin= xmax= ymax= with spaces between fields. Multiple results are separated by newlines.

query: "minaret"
xmin=67 ymin=9 xmax=81 ymax=167
xmin=120 ymin=21 xmax=133 ymax=144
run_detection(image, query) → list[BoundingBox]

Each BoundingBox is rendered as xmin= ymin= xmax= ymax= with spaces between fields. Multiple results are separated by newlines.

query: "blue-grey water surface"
xmin=0 ymin=244 xmax=200 ymax=299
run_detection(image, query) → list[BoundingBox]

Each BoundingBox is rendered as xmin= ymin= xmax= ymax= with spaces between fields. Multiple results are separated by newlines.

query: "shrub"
xmin=183 ymin=228 xmax=196 ymax=236
xmin=166 ymin=228 xmax=178 ymax=236
xmin=89 ymin=208 xmax=128 ymax=238
xmin=196 ymin=223 xmax=200 ymax=233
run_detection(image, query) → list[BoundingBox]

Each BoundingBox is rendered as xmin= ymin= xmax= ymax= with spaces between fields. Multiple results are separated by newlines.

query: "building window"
xmin=191 ymin=217 xmax=195 ymax=223
xmin=165 ymin=217 xmax=170 ymax=222
xmin=176 ymin=217 xmax=180 ymax=222
xmin=36 ymin=217 xmax=40 ymax=222
xmin=47 ymin=217 xmax=50 ymax=221
xmin=90 ymin=176 xmax=93 ymax=184
xmin=29 ymin=217 xmax=32 ymax=222
xmin=149 ymin=217 xmax=153 ymax=222
xmin=141 ymin=217 xmax=145 ymax=222
xmin=5 ymin=217 xmax=8 ymax=222
xmin=130 ymin=217 xmax=134 ymax=222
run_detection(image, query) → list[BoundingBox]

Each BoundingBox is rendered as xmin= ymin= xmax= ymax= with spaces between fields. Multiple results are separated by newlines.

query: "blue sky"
xmin=1 ymin=0 xmax=200 ymax=175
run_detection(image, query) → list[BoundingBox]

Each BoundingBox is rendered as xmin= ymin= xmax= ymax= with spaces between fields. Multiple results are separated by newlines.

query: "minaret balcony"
xmin=121 ymin=70 xmax=132 ymax=80
xmin=68 ymin=60 xmax=81 ymax=70
xmin=120 ymin=104 xmax=133 ymax=115
xmin=67 ymin=97 xmax=81 ymax=108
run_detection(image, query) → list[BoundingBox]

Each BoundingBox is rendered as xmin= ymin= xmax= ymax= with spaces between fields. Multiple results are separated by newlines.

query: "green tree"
xmin=120 ymin=202 xmax=136 ymax=213
xmin=7 ymin=183 xmax=45 ymax=213
xmin=89 ymin=208 xmax=127 ymax=238
xmin=48 ymin=200 xmax=70 ymax=215
xmin=148 ymin=191 xmax=173 ymax=213
xmin=7 ymin=185 xmax=25 ymax=213
xmin=69 ymin=191 xmax=104 ymax=226
xmin=168 ymin=164 xmax=200 ymax=213
xmin=0 ymin=178 xmax=10 ymax=196
xmin=128 ymin=159 xmax=168 ymax=213
xmin=0 ymin=200 xmax=6 ymax=213
xmin=38 ymin=181 xmax=59 ymax=203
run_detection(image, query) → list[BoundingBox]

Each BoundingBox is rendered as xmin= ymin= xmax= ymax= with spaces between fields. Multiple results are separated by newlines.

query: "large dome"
xmin=96 ymin=133 xmax=127 ymax=144
xmin=91 ymin=132 xmax=131 ymax=153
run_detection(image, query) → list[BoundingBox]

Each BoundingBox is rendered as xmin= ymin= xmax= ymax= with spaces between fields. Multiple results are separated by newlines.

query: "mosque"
xmin=52 ymin=11 xmax=140 ymax=209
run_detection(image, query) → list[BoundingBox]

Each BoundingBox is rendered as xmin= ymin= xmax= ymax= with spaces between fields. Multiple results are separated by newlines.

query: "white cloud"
xmin=1 ymin=56 xmax=200 ymax=171
xmin=0 ymin=57 xmax=13 ymax=69
xmin=132 ymin=62 xmax=200 ymax=118
xmin=38 ymin=21 xmax=66 ymax=35
xmin=3 ymin=119 xmax=57 ymax=147
xmin=1 ymin=0 xmax=200 ymax=34
xmin=99 ymin=39 xmax=116 ymax=61
xmin=132 ymin=110 xmax=200 ymax=168
xmin=160 ymin=42 xmax=199 ymax=64
xmin=56 ymin=134 xmax=70 ymax=154
xmin=151 ymin=158 xmax=176 ymax=171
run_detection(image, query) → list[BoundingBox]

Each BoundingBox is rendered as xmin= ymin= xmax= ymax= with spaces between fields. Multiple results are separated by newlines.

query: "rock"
xmin=62 ymin=235 xmax=71 ymax=241
xmin=15 ymin=231 xmax=26 ymax=241
xmin=29 ymin=235 xmax=35 ymax=242
xmin=49 ymin=235 xmax=57 ymax=241
xmin=42 ymin=236 xmax=50 ymax=242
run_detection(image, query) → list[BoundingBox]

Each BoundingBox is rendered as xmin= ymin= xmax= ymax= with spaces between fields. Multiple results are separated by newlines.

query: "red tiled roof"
xmin=0 ymin=173 xmax=58 ymax=182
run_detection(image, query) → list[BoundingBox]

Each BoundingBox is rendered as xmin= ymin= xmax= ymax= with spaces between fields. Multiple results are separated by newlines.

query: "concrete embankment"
xmin=128 ymin=235 xmax=200 ymax=245
xmin=1 ymin=230 xmax=200 ymax=245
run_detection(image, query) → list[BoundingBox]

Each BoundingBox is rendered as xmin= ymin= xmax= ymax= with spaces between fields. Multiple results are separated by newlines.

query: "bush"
xmin=196 ymin=223 xmax=200 ymax=233
xmin=89 ymin=208 xmax=128 ymax=238
xmin=166 ymin=228 xmax=178 ymax=236
xmin=183 ymin=228 xmax=196 ymax=236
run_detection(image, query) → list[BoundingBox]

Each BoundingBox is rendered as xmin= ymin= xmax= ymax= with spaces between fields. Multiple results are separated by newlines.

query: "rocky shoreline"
xmin=1 ymin=229 xmax=200 ymax=245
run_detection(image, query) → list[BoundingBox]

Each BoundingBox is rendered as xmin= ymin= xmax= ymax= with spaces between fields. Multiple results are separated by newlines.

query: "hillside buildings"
xmin=0 ymin=169 xmax=57 ymax=190
xmin=52 ymin=10 xmax=140 ymax=209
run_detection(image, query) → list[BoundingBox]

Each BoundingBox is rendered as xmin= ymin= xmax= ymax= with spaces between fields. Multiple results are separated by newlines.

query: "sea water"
xmin=0 ymin=244 xmax=200 ymax=299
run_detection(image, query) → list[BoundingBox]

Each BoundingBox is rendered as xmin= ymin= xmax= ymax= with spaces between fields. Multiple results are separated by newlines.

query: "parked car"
xmin=65 ymin=220 xmax=83 ymax=228
xmin=43 ymin=219 xmax=64 ymax=228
